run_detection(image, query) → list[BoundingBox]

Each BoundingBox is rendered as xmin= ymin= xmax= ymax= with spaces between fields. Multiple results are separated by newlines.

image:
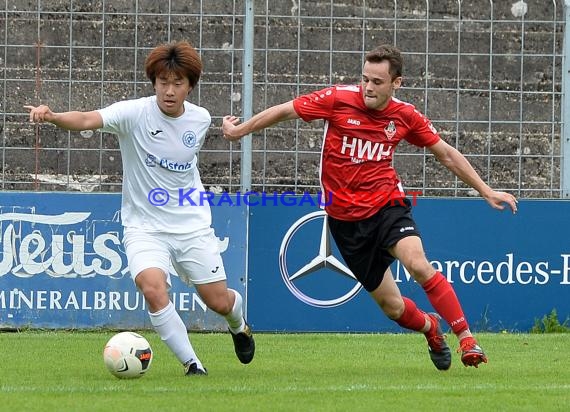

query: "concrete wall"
xmin=1 ymin=1 xmax=564 ymax=196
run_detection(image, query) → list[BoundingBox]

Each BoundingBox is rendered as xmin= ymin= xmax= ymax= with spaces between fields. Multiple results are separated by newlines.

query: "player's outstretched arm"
xmin=222 ymin=101 xmax=299 ymax=141
xmin=428 ymin=139 xmax=518 ymax=214
xmin=24 ymin=104 xmax=103 ymax=131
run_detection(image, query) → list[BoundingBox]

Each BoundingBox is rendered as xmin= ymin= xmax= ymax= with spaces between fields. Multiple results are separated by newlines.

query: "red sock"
xmin=395 ymin=297 xmax=427 ymax=332
xmin=422 ymin=272 xmax=469 ymax=334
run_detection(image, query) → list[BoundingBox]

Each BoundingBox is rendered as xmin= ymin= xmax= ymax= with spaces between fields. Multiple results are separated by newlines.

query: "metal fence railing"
xmin=1 ymin=1 xmax=565 ymax=198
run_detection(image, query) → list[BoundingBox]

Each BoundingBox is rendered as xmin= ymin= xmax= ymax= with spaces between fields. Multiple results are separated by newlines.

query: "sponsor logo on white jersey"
xmin=144 ymin=153 xmax=193 ymax=172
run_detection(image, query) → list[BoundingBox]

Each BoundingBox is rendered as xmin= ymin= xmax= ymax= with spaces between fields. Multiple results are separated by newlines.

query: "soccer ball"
xmin=103 ymin=331 xmax=153 ymax=379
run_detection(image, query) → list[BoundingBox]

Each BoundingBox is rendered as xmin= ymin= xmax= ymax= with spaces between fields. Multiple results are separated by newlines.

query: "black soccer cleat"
xmin=184 ymin=361 xmax=208 ymax=376
xmin=229 ymin=322 xmax=255 ymax=364
xmin=425 ymin=312 xmax=452 ymax=371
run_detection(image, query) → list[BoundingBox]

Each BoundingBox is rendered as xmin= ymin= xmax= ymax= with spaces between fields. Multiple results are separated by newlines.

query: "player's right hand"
xmin=24 ymin=105 xmax=54 ymax=124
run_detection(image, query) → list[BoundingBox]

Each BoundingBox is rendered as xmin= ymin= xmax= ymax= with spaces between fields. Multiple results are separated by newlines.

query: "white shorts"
xmin=122 ymin=227 xmax=227 ymax=286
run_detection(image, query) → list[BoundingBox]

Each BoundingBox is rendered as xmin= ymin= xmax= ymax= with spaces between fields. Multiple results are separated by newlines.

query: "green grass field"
xmin=1 ymin=331 xmax=568 ymax=412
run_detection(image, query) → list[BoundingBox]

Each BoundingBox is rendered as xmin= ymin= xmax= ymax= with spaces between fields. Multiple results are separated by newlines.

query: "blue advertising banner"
xmin=0 ymin=192 xmax=247 ymax=330
xmin=247 ymin=197 xmax=570 ymax=332
xmin=2 ymin=192 xmax=569 ymax=333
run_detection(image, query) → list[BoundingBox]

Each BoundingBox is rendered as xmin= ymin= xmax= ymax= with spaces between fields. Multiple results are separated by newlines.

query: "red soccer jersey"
xmin=292 ymin=84 xmax=440 ymax=221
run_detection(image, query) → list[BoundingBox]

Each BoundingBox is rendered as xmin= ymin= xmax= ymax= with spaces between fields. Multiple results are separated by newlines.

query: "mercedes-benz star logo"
xmin=279 ymin=210 xmax=363 ymax=308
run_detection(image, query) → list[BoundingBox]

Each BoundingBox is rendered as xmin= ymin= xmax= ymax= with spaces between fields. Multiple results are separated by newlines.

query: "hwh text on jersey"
xmin=341 ymin=135 xmax=393 ymax=162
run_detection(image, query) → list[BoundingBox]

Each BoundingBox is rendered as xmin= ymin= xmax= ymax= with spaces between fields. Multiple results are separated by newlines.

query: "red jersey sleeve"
xmin=292 ymin=86 xmax=337 ymax=122
xmin=404 ymin=106 xmax=441 ymax=147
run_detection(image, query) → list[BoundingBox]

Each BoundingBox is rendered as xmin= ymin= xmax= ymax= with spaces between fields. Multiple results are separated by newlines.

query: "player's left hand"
xmin=484 ymin=191 xmax=518 ymax=214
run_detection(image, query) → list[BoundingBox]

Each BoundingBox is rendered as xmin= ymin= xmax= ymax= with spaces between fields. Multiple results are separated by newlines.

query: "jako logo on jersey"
xmin=145 ymin=153 xmax=193 ymax=172
xmin=182 ymin=131 xmax=197 ymax=148
xmin=400 ymin=226 xmax=415 ymax=233
xmin=384 ymin=121 xmax=397 ymax=139
xmin=347 ymin=118 xmax=361 ymax=126
xmin=341 ymin=136 xmax=392 ymax=162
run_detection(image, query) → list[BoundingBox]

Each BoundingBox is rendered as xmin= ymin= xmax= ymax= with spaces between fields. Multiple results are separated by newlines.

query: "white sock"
xmin=149 ymin=301 xmax=203 ymax=369
xmin=225 ymin=289 xmax=245 ymax=333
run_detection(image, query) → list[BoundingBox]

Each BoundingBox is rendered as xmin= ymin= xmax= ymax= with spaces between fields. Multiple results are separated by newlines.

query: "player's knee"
xmin=195 ymin=284 xmax=236 ymax=315
xmin=207 ymin=298 xmax=232 ymax=315
xmin=138 ymin=283 xmax=168 ymax=309
xmin=404 ymin=260 xmax=434 ymax=284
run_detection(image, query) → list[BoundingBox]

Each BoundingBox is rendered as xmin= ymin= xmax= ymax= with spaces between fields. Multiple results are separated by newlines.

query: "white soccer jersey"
xmin=98 ymin=96 xmax=212 ymax=233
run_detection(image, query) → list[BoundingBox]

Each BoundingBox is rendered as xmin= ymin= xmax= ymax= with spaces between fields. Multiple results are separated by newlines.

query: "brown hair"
xmin=365 ymin=44 xmax=403 ymax=80
xmin=144 ymin=41 xmax=203 ymax=88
